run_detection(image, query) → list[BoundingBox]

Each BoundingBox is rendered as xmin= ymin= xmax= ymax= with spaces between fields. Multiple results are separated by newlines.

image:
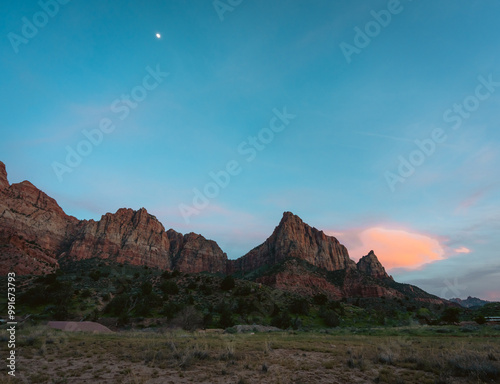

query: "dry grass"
xmin=1 ymin=325 xmax=499 ymax=383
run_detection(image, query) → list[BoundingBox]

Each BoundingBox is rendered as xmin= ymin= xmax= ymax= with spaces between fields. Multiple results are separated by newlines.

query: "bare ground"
xmin=2 ymin=325 xmax=499 ymax=384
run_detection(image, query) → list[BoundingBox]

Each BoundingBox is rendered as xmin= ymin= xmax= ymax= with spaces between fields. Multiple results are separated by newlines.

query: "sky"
xmin=1 ymin=0 xmax=499 ymax=301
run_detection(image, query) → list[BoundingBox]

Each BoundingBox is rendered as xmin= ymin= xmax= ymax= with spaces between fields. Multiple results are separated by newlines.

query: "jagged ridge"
xmin=0 ymin=161 xmax=447 ymax=303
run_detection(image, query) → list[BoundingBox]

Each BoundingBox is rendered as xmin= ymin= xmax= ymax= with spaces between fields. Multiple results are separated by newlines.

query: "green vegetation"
xmin=1 ymin=258 xmax=498 ymax=334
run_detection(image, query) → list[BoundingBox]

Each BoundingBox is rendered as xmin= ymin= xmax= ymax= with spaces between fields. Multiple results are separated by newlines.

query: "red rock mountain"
xmin=356 ymin=250 xmax=390 ymax=279
xmin=0 ymin=162 xmax=78 ymax=274
xmin=0 ymin=162 xmax=226 ymax=275
xmin=228 ymin=212 xmax=356 ymax=273
xmin=0 ymin=161 xmax=446 ymax=303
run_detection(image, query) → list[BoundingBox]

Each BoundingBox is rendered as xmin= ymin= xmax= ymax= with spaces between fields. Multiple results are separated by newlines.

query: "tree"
xmin=441 ymin=307 xmax=461 ymax=324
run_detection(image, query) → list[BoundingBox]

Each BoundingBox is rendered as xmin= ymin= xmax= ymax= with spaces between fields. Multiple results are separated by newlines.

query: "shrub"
xmin=171 ymin=270 xmax=181 ymax=278
xmin=322 ymin=309 xmax=340 ymax=327
xmin=271 ymin=311 xmax=291 ymax=329
xmin=187 ymin=281 xmax=197 ymax=290
xmin=162 ymin=301 xmax=184 ymax=319
xmin=203 ymin=312 xmax=214 ymax=328
xmin=140 ymin=281 xmax=153 ymax=296
xmin=161 ymin=270 xmax=171 ymax=279
xmin=448 ymin=352 xmax=500 ymax=381
xmin=220 ymin=276 xmax=235 ymax=291
xmin=474 ymin=315 xmax=487 ymax=325
xmin=200 ymin=284 xmax=213 ymax=296
xmin=53 ymin=305 xmax=69 ymax=321
xmin=160 ymin=280 xmax=179 ymax=295
xmin=104 ymin=294 xmax=129 ymax=316
xmin=80 ymin=289 xmax=92 ymax=298
xmin=313 ymin=293 xmax=328 ymax=306
xmin=289 ymin=297 xmax=309 ymax=315
xmin=173 ymin=307 xmax=203 ymax=331
xmin=89 ymin=270 xmax=101 ymax=281
xmin=219 ymin=304 xmax=234 ymax=329
xmin=135 ymin=293 xmax=162 ymax=316
xmin=234 ymin=285 xmax=252 ymax=296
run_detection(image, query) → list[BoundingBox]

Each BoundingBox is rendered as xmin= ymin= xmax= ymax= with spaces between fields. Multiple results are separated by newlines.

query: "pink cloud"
xmin=328 ymin=227 xmax=445 ymax=271
xmin=454 ymin=247 xmax=471 ymax=254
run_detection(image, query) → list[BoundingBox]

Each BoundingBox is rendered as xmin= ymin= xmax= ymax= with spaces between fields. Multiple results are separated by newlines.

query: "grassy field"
xmin=1 ymin=324 xmax=499 ymax=383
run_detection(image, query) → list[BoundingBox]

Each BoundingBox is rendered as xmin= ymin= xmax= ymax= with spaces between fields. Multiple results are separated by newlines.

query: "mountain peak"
xmin=0 ymin=161 xmax=9 ymax=190
xmin=279 ymin=211 xmax=302 ymax=224
xmin=228 ymin=212 xmax=356 ymax=273
xmin=357 ymin=251 xmax=389 ymax=279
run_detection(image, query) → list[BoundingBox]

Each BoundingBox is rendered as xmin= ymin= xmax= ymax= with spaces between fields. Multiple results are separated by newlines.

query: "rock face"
xmin=62 ymin=208 xmax=173 ymax=270
xmin=0 ymin=161 xmax=449 ymax=304
xmin=356 ymin=250 xmax=390 ymax=279
xmin=228 ymin=212 xmax=356 ymax=274
xmin=256 ymin=259 xmax=344 ymax=299
xmin=0 ymin=162 xmax=228 ymax=275
xmin=168 ymin=231 xmax=228 ymax=274
xmin=0 ymin=162 xmax=79 ymax=275
xmin=0 ymin=162 xmax=8 ymax=190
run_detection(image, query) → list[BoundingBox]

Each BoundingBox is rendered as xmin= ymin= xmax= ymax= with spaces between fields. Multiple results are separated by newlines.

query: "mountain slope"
xmin=0 ymin=162 xmax=227 ymax=275
xmin=0 ymin=161 xmax=448 ymax=304
xmin=228 ymin=211 xmax=355 ymax=274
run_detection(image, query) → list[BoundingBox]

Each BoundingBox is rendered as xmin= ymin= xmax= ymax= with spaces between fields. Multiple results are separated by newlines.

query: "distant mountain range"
xmin=0 ymin=161 xmax=447 ymax=304
xmin=450 ymin=296 xmax=490 ymax=308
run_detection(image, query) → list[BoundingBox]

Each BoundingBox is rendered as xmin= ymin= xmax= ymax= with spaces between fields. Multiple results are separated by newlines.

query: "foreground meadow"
xmin=1 ymin=325 xmax=499 ymax=383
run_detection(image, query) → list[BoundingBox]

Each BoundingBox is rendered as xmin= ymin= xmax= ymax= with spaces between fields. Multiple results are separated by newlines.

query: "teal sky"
xmin=1 ymin=0 xmax=499 ymax=300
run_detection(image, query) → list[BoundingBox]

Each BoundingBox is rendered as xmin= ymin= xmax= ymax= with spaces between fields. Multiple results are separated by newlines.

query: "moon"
xmin=156 ymin=33 xmax=161 ymax=39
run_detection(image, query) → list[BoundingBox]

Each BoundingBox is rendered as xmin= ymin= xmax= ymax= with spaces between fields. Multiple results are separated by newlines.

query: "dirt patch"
xmin=47 ymin=321 xmax=114 ymax=333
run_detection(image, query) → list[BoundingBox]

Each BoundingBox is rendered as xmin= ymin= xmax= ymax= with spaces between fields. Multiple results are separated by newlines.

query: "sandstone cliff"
xmin=168 ymin=231 xmax=228 ymax=274
xmin=61 ymin=208 xmax=173 ymax=270
xmin=356 ymin=250 xmax=390 ymax=279
xmin=0 ymin=161 xmax=78 ymax=274
xmin=0 ymin=162 xmax=228 ymax=275
xmin=228 ymin=212 xmax=356 ymax=273
xmin=0 ymin=161 xmax=447 ymax=304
